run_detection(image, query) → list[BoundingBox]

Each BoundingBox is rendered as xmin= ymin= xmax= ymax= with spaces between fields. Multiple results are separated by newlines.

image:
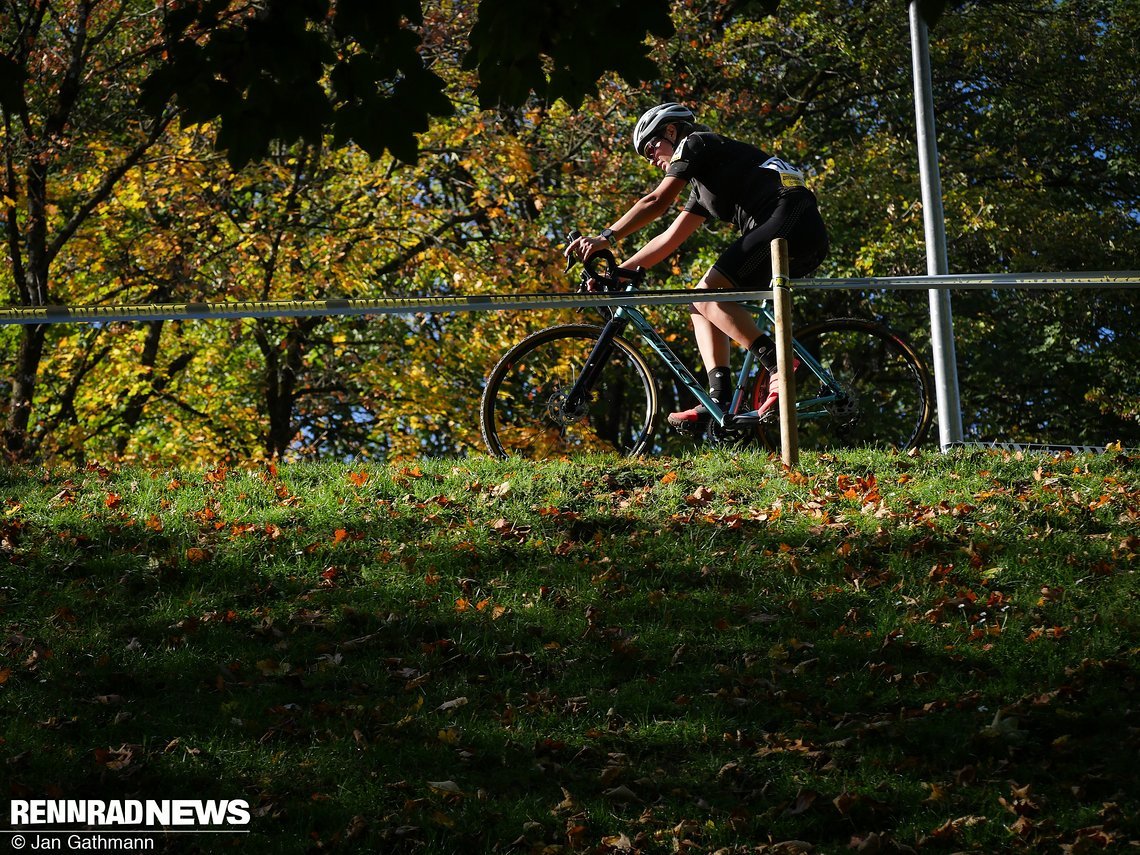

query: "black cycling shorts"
xmin=712 ymin=189 xmax=829 ymax=288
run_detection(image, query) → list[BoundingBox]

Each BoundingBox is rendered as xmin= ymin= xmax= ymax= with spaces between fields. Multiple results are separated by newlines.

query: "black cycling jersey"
xmin=665 ymin=131 xmax=809 ymax=233
xmin=665 ymin=131 xmax=828 ymax=286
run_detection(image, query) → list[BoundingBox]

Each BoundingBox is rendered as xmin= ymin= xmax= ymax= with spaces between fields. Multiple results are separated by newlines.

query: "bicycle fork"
xmin=561 ymin=312 xmax=630 ymax=416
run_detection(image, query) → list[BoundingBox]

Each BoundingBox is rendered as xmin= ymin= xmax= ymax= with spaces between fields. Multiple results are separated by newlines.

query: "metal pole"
xmin=909 ymin=0 xmax=964 ymax=450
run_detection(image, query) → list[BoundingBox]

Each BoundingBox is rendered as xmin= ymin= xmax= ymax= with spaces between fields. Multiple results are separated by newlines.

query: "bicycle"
xmin=480 ymin=240 xmax=934 ymax=460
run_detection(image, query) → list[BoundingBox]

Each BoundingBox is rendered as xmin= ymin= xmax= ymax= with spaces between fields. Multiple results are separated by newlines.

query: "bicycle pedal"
xmin=730 ymin=409 xmax=778 ymax=426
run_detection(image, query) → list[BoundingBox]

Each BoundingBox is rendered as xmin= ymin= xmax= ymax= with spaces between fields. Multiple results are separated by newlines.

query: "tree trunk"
xmin=113 ymin=322 xmax=196 ymax=457
xmin=4 ymin=324 xmax=46 ymax=458
xmin=257 ymin=320 xmax=319 ymax=459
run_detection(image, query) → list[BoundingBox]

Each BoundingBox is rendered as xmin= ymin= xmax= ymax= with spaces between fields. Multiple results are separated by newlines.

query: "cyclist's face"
xmin=643 ymin=135 xmax=675 ymax=169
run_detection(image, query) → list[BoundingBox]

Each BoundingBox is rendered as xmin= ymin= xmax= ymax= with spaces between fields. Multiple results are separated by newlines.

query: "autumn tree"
xmin=0 ymin=0 xmax=682 ymax=461
xmin=3 ymin=0 xmax=1135 ymax=462
xmin=0 ymin=0 xmax=177 ymax=457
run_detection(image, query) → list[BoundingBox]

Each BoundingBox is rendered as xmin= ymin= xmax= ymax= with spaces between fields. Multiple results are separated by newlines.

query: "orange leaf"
xmin=686 ymin=486 xmax=714 ymax=507
xmin=348 ymin=471 xmax=369 ymax=488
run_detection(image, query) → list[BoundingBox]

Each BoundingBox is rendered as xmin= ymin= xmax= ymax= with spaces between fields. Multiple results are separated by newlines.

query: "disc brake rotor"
xmin=827 ymin=380 xmax=860 ymax=426
xmin=546 ymin=388 xmax=589 ymax=426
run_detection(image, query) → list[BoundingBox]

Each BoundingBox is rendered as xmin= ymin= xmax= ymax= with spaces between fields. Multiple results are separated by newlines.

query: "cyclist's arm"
xmin=623 ymin=210 xmax=707 ymax=270
xmin=566 ymin=176 xmax=687 ymax=261
xmin=607 ymin=175 xmax=688 ymax=240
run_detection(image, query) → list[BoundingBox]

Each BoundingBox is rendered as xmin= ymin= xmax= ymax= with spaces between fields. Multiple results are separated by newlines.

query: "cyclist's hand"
xmin=565 ymin=233 xmax=611 ymax=263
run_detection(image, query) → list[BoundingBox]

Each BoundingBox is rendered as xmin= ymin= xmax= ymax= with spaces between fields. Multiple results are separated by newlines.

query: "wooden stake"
xmin=771 ymin=238 xmax=799 ymax=466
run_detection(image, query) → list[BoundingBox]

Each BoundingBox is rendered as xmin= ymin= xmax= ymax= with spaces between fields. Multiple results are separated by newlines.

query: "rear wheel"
xmin=755 ymin=318 xmax=933 ymax=453
xmin=481 ymin=324 xmax=658 ymax=459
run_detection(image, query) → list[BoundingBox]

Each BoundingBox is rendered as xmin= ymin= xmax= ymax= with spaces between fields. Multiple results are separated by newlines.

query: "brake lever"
xmin=564 ymin=230 xmax=582 ymax=273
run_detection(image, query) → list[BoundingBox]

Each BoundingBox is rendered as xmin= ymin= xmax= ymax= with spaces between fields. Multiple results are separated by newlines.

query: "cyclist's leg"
xmin=673 ymin=192 xmax=827 ymax=433
xmin=670 ymin=304 xmax=731 ymax=434
xmin=670 ymin=268 xmax=765 ymax=434
xmin=702 ymin=190 xmax=829 ymax=364
xmin=695 ymin=212 xmax=809 ymax=420
xmin=691 ymin=267 xmax=764 ymax=358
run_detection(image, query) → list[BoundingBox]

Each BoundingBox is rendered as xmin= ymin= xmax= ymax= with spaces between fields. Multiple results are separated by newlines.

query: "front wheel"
xmin=755 ymin=318 xmax=933 ymax=453
xmin=481 ymin=324 xmax=659 ymax=459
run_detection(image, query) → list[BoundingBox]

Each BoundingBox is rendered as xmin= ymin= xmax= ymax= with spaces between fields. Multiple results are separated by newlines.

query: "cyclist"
xmin=566 ymin=102 xmax=829 ymax=435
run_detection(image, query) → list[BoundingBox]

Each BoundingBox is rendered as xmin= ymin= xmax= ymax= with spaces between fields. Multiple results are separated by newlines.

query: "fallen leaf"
xmin=603 ymin=785 xmax=640 ymax=803
xmin=550 ymin=787 xmax=577 ymax=815
xmin=686 ymin=486 xmax=714 ymax=507
xmin=437 ymin=727 xmax=461 ymax=745
xmin=437 ymin=697 xmax=468 ymax=713
xmin=784 ymin=788 xmax=818 ymax=816
xmin=601 ymin=832 xmax=633 ymax=851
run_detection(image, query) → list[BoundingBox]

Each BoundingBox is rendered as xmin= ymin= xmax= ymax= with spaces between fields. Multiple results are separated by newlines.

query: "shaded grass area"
xmin=1 ymin=448 xmax=1138 ymax=853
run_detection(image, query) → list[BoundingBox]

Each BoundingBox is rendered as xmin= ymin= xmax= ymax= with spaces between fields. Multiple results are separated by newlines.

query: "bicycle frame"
xmin=563 ymin=285 xmax=846 ymax=430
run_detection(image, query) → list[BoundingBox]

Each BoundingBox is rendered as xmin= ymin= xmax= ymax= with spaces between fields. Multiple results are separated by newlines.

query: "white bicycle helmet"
xmin=632 ymin=103 xmax=695 ymax=156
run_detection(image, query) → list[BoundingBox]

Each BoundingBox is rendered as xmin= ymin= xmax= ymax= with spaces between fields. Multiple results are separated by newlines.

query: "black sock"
xmin=749 ymin=335 xmax=778 ymax=371
xmin=707 ymin=366 xmax=731 ymax=405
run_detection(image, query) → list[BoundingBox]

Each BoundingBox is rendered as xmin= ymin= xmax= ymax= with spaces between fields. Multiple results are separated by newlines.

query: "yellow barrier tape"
xmin=797 ymin=271 xmax=1140 ymax=291
xmin=0 ymin=290 xmax=773 ymax=326
xmin=1 ymin=270 xmax=1136 ymax=327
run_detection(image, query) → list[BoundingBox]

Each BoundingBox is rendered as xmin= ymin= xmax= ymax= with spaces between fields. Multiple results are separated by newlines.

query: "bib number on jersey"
xmin=760 ymin=156 xmax=806 ymax=188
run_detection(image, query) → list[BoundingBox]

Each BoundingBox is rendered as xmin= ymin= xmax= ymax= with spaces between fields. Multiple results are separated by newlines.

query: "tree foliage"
xmin=0 ymin=0 xmax=174 ymax=457
xmin=138 ymin=0 xmax=679 ymax=167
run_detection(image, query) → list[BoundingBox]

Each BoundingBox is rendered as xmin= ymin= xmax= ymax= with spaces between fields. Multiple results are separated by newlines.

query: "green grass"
xmin=1 ymin=448 xmax=1138 ymax=853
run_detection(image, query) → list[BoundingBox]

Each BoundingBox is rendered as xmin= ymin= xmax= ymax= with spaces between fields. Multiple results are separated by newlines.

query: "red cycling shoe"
xmin=667 ymin=403 xmax=712 ymax=436
xmin=755 ymin=361 xmax=798 ymax=421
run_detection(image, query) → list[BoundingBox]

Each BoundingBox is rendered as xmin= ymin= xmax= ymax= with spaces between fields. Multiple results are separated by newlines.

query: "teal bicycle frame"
xmin=563 ymin=284 xmax=846 ymax=432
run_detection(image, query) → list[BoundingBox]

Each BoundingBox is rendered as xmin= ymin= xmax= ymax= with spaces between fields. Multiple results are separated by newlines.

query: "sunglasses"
xmin=642 ymin=135 xmax=669 ymax=160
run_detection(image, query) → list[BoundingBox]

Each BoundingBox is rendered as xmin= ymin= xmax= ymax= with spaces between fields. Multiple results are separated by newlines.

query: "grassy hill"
xmin=1 ymin=448 xmax=1137 ymax=853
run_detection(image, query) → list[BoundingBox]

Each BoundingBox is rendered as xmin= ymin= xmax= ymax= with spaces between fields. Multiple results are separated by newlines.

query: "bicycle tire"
xmin=754 ymin=318 xmax=934 ymax=453
xmin=481 ymin=324 xmax=659 ymax=459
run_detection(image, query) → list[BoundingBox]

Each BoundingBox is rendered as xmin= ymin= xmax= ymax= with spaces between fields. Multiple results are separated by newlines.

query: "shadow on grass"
xmin=1 ymin=466 xmax=1137 ymax=853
